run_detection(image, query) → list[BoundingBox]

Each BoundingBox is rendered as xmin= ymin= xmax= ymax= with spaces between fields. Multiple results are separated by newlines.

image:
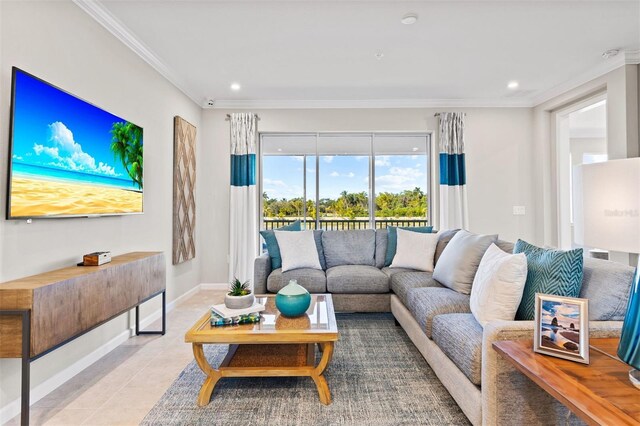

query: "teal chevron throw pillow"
xmin=385 ymin=226 xmax=434 ymax=267
xmin=260 ymin=221 xmax=302 ymax=270
xmin=514 ymin=239 xmax=584 ymax=320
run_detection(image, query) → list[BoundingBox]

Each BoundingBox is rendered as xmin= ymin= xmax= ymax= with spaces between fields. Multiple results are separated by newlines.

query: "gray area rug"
xmin=142 ymin=313 xmax=470 ymax=425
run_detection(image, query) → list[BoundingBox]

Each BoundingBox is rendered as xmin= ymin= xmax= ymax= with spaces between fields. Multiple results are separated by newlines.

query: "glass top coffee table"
xmin=184 ymin=294 xmax=339 ymax=406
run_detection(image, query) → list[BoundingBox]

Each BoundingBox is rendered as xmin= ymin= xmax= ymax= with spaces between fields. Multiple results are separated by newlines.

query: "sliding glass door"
xmin=260 ymin=132 xmax=431 ymax=231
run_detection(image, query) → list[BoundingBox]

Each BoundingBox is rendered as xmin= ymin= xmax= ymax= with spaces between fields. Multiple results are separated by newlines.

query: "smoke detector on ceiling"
xmin=401 ymin=13 xmax=418 ymax=25
xmin=602 ymin=49 xmax=620 ymax=59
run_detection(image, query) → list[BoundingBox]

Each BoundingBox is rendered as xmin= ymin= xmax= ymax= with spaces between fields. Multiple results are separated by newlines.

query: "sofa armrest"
xmin=482 ymin=320 xmax=623 ymax=426
xmin=253 ymin=254 xmax=271 ymax=294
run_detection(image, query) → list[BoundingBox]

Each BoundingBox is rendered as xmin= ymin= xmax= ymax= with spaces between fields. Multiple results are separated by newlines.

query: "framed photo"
xmin=534 ymin=293 xmax=589 ymax=364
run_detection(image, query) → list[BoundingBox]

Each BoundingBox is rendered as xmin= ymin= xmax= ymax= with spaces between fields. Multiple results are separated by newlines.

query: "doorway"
xmin=555 ymin=95 xmax=607 ymax=250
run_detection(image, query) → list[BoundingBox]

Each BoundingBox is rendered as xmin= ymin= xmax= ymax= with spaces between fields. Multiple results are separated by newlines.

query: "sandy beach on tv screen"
xmin=10 ymin=176 xmax=142 ymax=217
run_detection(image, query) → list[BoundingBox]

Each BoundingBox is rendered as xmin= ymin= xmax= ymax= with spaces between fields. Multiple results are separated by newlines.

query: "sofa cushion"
xmin=580 ymin=257 xmax=635 ymax=321
xmin=434 ymin=229 xmax=460 ymax=265
xmin=406 ymin=287 xmax=471 ymax=338
xmin=433 ymin=230 xmax=498 ymax=295
xmin=390 ymin=271 xmax=443 ymax=306
xmin=326 ymin=265 xmax=389 ymax=293
xmin=514 ymin=239 xmax=584 ymax=320
xmin=267 ymin=268 xmax=326 ymax=293
xmin=375 ymin=230 xmax=388 ymax=269
xmin=322 ymin=230 xmax=376 ymax=268
xmin=382 ymin=266 xmax=416 ymax=277
xmin=432 ymin=313 xmax=483 ymax=386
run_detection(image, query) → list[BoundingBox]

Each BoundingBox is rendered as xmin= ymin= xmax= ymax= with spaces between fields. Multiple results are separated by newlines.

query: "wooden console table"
xmin=494 ymin=338 xmax=640 ymax=426
xmin=0 ymin=252 xmax=166 ymax=426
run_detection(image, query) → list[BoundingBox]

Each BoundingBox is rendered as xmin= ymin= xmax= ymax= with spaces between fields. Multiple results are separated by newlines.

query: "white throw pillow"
xmin=470 ymin=243 xmax=528 ymax=327
xmin=390 ymin=228 xmax=439 ymax=272
xmin=274 ymin=230 xmax=322 ymax=272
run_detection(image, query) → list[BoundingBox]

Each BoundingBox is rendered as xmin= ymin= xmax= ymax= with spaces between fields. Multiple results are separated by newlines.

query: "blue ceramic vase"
xmin=276 ymin=280 xmax=311 ymax=317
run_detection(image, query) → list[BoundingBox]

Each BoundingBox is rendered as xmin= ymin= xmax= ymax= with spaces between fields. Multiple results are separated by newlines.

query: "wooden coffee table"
xmin=184 ymin=294 xmax=338 ymax=406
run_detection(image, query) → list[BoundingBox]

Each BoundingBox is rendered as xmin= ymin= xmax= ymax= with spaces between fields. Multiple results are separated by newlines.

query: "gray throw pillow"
xmin=432 ymin=230 xmax=498 ymax=294
xmin=434 ymin=229 xmax=460 ymax=265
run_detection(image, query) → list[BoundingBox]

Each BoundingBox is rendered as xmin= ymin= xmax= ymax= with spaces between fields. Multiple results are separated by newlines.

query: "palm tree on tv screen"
xmin=110 ymin=121 xmax=143 ymax=189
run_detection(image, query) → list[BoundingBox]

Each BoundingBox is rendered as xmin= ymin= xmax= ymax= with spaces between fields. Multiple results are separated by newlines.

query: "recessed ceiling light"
xmin=507 ymin=81 xmax=519 ymax=90
xmin=602 ymin=49 xmax=620 ymax=59
xmin=230 ymin=82 xmax=241 ymax=91
xmin=401 ymin=13 xmax=418 ymax=25
xmin=277 ymin=148 xmax=282 ymax=152
xmin=412 ymin=147 xmax=419 ymax=152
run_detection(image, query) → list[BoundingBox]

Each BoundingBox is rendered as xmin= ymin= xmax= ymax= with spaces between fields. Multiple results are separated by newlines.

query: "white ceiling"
xmin=81 ymin=1 xmax=640 ymax=108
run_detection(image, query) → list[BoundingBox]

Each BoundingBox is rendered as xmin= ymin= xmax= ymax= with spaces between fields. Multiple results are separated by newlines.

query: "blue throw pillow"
xmin=260 ymin=221 xmax=302 ymax=270
xmin=385 ymin=226 xmax=434 ymax=267
xmin=514 ymin=239 xmax=584 ymax=320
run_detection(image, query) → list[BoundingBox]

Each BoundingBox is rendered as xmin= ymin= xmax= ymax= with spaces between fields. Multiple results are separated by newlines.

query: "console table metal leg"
xmin=135 ymin=291 xmax=166 ymax=336
xmin=21 ymin=310 xmax=31 ymax=426
xmin=161 ymin=291 xmax=166 ymax=335
xmin=0 ymin=309 xmax=31 ymax=426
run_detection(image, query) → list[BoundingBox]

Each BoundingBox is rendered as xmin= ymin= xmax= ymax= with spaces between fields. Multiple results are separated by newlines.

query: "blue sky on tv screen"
xmin=11 ymin=69 xmax=138 ymax=183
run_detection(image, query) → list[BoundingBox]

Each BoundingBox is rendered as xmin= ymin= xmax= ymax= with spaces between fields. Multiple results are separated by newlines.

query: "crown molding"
xmin=531 ymin=50 xmax=640 ymax=107
xmin=208 ymin=98 xmax=534 ymax=109
xmin=71 ymin=1 xmax=640 ymax=111
xmin=73 ymin=0 xmax=201 ymax=105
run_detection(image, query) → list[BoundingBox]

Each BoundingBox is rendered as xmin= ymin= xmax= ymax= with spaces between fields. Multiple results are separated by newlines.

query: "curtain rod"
xmin=434 ymin=113 xmax=467 ymax=117
xmin=225 ymin=114 xmax=261 ymax=121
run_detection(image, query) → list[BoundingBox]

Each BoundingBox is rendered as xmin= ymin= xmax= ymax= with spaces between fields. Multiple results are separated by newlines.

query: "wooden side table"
xmin=493 ymin=338 xmax=640 ymax=426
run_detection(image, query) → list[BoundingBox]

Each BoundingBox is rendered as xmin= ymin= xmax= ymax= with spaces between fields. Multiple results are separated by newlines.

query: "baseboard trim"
xmin=0 ymin=282 xmax=209 ymax=425
xmin=0 ymin=328 xmax=131 ymax=424
xmin=200 ymin=283 xmax=228 ymax=290
xmin=129 ymin=283 xmax=205 ymax=334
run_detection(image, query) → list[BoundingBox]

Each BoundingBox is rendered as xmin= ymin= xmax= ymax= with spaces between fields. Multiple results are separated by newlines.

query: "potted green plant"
xmin=224 ymin=278 xmax=254 ymax=309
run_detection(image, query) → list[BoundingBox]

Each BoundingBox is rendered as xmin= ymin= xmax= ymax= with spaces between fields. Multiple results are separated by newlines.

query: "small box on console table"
xmin=83 ymin=251 xmax=112 ymax=266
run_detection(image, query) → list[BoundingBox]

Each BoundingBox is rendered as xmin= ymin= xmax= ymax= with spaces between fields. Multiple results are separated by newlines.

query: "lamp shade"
xmin=574 ymin=157 xmax=640 ymax=376
xmin=572 ymin=158 xmax=640 ymax=253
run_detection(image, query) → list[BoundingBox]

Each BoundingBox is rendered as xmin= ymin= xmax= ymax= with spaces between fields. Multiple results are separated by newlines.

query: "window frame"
xmin=258 ymin=131 xmax=433 ymax=230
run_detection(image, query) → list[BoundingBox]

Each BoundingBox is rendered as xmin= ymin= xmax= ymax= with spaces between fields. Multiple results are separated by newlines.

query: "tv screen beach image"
xmin=540 ymin=300 xmax=581 ymax=354
xmin=9 ymin=69 xmax=143 ymax=218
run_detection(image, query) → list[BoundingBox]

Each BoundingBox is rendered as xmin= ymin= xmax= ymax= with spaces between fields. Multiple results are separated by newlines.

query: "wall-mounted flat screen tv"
xmin=7 ymin=67 xmax=143 ymax=219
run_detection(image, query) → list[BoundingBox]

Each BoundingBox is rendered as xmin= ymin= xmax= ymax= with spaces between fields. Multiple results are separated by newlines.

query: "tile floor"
xmin=7 ymin=290 xmax=225 ymax=426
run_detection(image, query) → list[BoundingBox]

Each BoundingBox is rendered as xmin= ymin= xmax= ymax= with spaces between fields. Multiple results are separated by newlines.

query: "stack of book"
xmin=210 ymin=302 xmax=265 ymax=327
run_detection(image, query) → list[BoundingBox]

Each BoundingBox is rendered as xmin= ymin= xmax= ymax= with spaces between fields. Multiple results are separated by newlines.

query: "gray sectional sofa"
xmin=253 ymin=229 xmax=635 ymax=426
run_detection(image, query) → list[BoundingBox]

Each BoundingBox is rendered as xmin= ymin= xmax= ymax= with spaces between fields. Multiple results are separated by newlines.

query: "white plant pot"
xmin=224 ymin=293 xmax=255 ymax=310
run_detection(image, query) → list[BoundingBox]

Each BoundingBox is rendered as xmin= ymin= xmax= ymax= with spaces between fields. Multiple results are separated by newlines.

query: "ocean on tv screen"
xmin=9 ymin=68 xmax=143 ymax=217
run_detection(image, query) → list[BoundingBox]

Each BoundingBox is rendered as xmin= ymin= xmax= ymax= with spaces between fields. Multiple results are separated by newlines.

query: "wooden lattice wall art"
xmin=173 ymin=116 xmax=196 ymax=264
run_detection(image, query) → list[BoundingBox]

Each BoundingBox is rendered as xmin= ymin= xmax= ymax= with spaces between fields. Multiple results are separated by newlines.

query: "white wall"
xmin=0 ymin=1 xmax=202 ymax=418
xmin=201 ymin=107 xmax=536 ymax=283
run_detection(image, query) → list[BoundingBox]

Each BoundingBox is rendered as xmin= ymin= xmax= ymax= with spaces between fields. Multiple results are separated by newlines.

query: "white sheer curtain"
xmin=229 ymin=113 xmax=258 ymax=284
xmin=438 ymin=112 xmax=469 ymax=230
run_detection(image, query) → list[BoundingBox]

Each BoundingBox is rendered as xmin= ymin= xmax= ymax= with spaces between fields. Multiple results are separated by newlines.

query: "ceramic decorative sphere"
xmin=276 ymin=280 xmax=311 ymax=317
